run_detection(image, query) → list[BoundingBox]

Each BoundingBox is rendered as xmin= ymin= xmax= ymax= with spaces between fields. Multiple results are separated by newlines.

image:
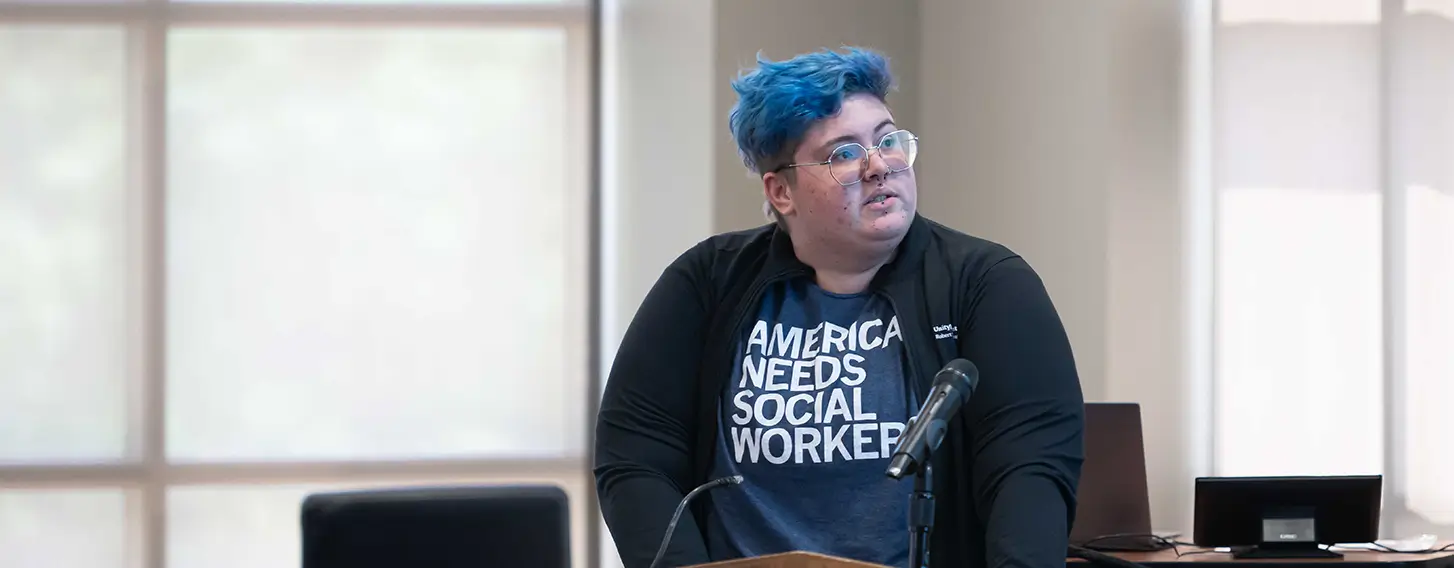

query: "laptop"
xmin=1069 ymin=402 xmax=1156 ymax=549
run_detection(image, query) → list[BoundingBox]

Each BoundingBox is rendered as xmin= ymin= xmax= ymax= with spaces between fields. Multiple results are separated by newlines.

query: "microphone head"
xmin=727 ymin=475 xmax=744 ymax=485
xmin=936 ymin=358 xmax=980 ymax=396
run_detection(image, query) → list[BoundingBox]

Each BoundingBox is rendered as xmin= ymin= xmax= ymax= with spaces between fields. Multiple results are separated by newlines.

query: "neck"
xmin=813 ymin=267 xmax=881 ymax=295
xmin=792 ymin=240 xmax=898 ymax=295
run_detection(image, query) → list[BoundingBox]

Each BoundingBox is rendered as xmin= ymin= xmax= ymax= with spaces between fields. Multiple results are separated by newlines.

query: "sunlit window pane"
xmin=164 ymin=27 xmax=584 ymax=462
xmin=1213 ymin=9 xmax=1384 ymax=476
xmin=1392 ymin=3 xmax=1454 ymax=528
xmin=1407 ymin=0 xmax=1454 ymax=19
xmin=172 ymin=0 xmax=567 ymax=3
xmin=0 ymin=25 xmax=132 ymax=464
xmin=1402 ymin=186 xmax=1454 ymax=524
xmin=0 ymin=0 xmax=139 ymax=4
xmin=0 ymin=489 xmax=133 ymax=568
xmin=1215 ymin=189 xmax=1384 ymax=475
xmin=167 ymin=476 xmax=588 ymax=568
xmin=1220 ymin=0 xmax=1378 ymax=24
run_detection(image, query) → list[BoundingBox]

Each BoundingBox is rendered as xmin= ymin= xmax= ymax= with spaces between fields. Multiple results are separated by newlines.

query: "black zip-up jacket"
xmin=595 ymin=214 xmax=1085 ymax=568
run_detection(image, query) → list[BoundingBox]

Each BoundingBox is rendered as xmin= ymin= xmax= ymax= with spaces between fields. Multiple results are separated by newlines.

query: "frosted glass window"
xmin=0 ymin=25 xmax=133 ymax=464
xmin=1213 ymin=6 xmax=1384 ymax=476
xmin=0 ymin=0 xmax=139 ymax=4
xmin=173 ymin=0 xmax=567 ymax=3
xmin=164 ymin=27 xmax=584 ymax=462
xmin=1401 ymin=186 xmax=1454 ymax=524
xmin=0 ymin=489 xmax=133 ymax=568
xmin=1220 ymin=0 xmax=1379 ymax=24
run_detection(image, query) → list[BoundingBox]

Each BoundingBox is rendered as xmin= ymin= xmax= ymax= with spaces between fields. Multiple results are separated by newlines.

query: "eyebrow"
xmin=814 ymin=119 xmax=898 ymax=159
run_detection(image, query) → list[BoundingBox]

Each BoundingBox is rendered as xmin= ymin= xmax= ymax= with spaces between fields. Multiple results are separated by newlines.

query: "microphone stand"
xmin=907 ymin=462 xmax=934 ymax=568
xmin=890 ymin=358 xmax=980 ymax=568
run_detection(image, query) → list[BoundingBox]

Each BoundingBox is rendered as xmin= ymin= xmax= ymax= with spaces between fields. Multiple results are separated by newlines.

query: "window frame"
xmin=0 ymin=1 xmax=601 ymax=567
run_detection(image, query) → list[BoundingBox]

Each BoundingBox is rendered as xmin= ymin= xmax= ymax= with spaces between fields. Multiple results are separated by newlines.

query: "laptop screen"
xmin=1070 ymin=402 xmax=1154 ymax=547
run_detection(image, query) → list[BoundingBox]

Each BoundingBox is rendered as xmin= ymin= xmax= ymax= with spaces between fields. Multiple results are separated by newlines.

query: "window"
xmin=0 ymin=2 xmax=595 ymax=567
xmin=1212 ymin=0 xmax=1454 ymax=536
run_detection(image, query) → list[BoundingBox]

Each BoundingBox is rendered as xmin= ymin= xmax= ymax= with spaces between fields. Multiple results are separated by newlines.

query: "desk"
xmin=1073 ymin=546 xmax=1454 ymax=568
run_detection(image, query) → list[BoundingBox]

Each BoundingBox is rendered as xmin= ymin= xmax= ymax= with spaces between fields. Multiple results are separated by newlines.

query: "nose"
xmin=860 ymin=148 xmax=892 ymax=183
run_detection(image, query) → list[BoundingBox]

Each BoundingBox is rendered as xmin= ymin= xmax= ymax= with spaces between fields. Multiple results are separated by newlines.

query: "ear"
xmin=762 ymin=171 xmax=796 ymax=217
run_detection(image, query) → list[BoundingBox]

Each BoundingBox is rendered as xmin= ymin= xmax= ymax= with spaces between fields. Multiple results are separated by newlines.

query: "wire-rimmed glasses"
xmin=774 ymin=129 xmax=919 ymax=186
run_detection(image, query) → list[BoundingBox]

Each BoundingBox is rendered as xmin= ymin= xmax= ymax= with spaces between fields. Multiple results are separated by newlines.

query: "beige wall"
xmin=602 ymin=0 xmax=716 ymax=355
xmin=601 ymin=2 xmax=716 ymax=566
xmin=712 ymin=0 xmax=921 ymax=232
xmin=1103 ymin=0 xmax=1206 ymax=535
xmin=916 ymin=0 xmax=1205 ymax=533
xmin=919 ymin=0 xmax=1115 ymax=402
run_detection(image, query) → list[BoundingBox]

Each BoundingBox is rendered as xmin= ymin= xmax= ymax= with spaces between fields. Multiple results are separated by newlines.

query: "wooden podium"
xmin=684 ymin=551 xmax=890 ymax=568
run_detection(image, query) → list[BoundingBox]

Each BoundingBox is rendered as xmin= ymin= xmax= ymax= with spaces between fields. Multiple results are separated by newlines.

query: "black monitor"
xmin=1193 ymin=475 xmax=1382 ymax=559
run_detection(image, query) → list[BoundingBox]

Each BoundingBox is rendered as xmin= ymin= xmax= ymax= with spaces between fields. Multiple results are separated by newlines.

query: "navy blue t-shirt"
xmin=706 ymin=279 xmax=917 ymax=567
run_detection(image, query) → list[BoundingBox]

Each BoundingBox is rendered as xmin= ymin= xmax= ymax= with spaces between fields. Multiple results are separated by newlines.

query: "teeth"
xmin=871 ymin=194 xmax=888 ymax=203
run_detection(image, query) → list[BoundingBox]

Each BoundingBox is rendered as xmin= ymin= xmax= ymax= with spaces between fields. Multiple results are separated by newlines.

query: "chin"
xmin=865 ymin=210 xmax=913 ymax=236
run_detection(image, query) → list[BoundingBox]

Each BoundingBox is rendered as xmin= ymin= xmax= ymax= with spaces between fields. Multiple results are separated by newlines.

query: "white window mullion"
xmin=1378 ymin=0 xmax=1406 ymax=541
xmin=138 ymin=3 xmax=168 ymax=566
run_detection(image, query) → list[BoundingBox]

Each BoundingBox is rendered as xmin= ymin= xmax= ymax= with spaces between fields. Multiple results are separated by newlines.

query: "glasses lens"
xmin=879 ymin=130 xmax=917 ymax=172
xmin=827 ymin=143 xmax=868 ymax=185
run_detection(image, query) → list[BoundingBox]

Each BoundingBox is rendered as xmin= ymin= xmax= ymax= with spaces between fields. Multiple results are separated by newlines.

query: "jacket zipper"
xmin=700 ymin=268 xmax=805 ymax=478
xmin=880 ymin=291 xmax=928 ymax=406
xmin=720 ymin=269 xmax=806 ymax=366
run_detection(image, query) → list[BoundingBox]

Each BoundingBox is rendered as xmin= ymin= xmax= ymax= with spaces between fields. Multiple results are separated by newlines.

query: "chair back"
xmin=301 ymin=484 xmax=571 ymax=568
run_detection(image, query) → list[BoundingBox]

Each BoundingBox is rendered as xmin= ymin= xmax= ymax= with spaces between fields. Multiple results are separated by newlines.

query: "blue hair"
xmin=728 ymin=46 xmax=896 ymax=175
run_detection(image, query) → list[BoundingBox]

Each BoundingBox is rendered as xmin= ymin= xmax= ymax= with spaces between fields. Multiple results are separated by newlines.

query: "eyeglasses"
xmin=774 ymin=129 xmax=919 ymax=186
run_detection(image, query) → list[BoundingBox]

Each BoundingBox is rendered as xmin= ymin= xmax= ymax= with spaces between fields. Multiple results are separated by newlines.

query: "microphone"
xmin=648 ymin=475 xmax=744 ymax=568
xmin=886 ymin=358 xmax=979 ymax=479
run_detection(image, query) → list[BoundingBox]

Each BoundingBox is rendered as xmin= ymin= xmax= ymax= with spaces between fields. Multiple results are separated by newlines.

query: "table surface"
xmin=1087 ymin=544 xmax=1454 ymax=566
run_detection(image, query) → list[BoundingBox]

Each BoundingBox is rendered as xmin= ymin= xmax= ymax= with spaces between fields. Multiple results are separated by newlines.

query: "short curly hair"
xmin=728 ymin=46 xmax=897 ymax=176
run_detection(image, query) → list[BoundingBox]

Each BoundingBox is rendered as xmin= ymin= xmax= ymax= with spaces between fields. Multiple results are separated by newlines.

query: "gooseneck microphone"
xmin=886 ymin=358 xmax=980 ymax=479
xmin=648 ymin=475 xmax=744 ymax=568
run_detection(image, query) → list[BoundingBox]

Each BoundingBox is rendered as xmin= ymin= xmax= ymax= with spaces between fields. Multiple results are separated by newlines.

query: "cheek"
xmin=829 ymin=195 xmax=857 ymax=225
xmin=801 ymin=187 xmax=852 ymax=217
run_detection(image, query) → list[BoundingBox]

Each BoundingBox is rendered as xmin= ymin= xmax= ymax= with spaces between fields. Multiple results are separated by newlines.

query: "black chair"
xmin=301 ymin=484 xmax=571 ymax=568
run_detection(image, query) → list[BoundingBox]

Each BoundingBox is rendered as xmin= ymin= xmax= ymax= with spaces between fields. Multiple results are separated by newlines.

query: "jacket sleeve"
xmin=595 ymin=245 xmax=715 ymax=568
xmin=956 ymin=256 xmax=1085 ymax=568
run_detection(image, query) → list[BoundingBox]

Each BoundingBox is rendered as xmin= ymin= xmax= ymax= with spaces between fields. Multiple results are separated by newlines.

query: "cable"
xmin=1368 ymin=541 xmax=1454 ymax=554
xmin=1080 ymin=533 xmax=1171 ymax=551
xmin=1079 ymin=533 xmax=1197 ymax=556
xmin=1068 ymin=545 xmax=1156 ymax=568
xmin=1079 ymin=534 xmax=1454 ymax=561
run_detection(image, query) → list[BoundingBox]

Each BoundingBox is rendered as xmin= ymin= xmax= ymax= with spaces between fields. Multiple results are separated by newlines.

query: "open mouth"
xmin=866 ymin=192 xmax=897 ymax=206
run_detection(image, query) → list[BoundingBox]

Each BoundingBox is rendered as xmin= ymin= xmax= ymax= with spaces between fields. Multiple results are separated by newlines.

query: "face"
xmin=764 ymin=94 xmax=918 ymax=254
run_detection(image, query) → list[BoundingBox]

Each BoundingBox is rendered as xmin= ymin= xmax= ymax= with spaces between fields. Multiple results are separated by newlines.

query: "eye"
xmin=833 ymin=146 xmax=864 ymax=161
xmin=881 ymin=136 xmax=899 ymax=149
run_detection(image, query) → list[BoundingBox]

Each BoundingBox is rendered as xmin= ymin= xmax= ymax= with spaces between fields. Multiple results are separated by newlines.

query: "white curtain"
xmin=1213 ymin=0 xmax=1454 ymax=538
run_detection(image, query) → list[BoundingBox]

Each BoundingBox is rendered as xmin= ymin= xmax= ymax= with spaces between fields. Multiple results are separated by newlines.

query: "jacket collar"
xmin=762 ymin=214 xmax=931 ymax=287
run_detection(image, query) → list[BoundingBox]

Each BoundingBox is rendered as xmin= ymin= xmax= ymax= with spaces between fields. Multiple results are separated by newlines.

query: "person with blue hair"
xmin=595 ymin=47 xmax=1084 ymax=568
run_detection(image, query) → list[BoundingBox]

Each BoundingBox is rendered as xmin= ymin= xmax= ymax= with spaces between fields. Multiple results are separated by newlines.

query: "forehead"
xmin=797 ymin=94 xmax=896 ymax=154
